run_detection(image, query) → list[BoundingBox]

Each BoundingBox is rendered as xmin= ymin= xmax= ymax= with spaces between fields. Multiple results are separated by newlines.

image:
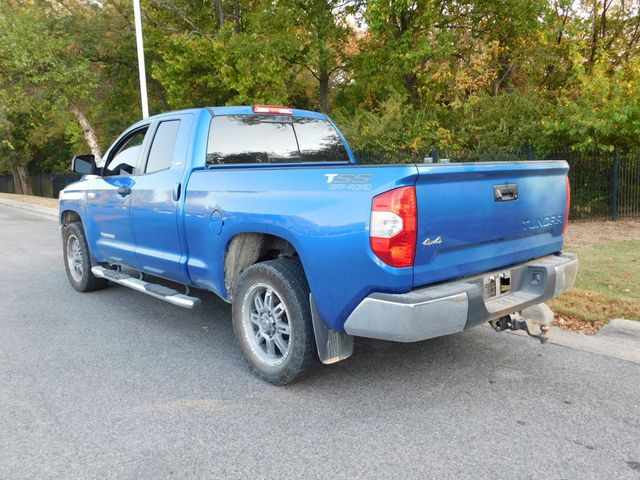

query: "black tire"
xmin=62 ymin=222 xmax=108 ymax=292
xmin=232 ymin=258 xmax=317 ymax=385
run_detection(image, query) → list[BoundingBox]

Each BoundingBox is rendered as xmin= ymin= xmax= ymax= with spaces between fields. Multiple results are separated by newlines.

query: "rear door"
xmin=412 ymin=161 xmax=569 ymax=287
xmin=129 ymin=114 xmax=192 ymax=282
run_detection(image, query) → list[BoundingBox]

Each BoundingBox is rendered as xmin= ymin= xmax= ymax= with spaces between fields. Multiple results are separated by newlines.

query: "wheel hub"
xmin=242 ymin=283 xmax=291 ymax=366
xmin=259 ymin=314 xmax=275 ymax=336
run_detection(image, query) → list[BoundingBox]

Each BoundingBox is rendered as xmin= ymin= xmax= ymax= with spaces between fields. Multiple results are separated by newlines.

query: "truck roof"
xmin=135 ymin=106 xmax=328 ymax=125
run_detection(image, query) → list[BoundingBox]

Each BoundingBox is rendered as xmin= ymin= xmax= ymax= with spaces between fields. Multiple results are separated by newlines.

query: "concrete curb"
xmin=547 ymin=323 xmax=640 ymax=365
xmin=596 ymin=318 xmax=640 ymax=346
xmin=0 ymin=197 xmax=58 ymax=220
xmin=500 ymin=317 xmax=640 ymax=365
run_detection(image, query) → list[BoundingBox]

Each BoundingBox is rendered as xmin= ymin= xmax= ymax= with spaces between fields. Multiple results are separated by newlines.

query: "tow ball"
xmin=489 ymin=304 xmax=553 ymax=345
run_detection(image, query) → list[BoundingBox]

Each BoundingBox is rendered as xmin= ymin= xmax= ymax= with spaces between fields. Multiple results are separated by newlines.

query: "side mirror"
xmin=71 ymin=154 xmax=97 ymax=175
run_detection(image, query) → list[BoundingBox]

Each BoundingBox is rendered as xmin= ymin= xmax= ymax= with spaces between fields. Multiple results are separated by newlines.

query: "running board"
xmin=91 ymin=266 xmax=201 ymax=309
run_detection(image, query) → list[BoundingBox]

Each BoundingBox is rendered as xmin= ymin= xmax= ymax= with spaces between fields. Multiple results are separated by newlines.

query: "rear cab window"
xmin=206 ymin=115 xmax=350 ymax=165
xmin=145 ymin=120 xmax=181 ymax=174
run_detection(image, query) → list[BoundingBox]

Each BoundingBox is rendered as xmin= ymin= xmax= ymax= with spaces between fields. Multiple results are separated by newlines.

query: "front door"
xmin=129 ymin=115 xmax=191 ymax=282
xmin=84 ymin=127 xmax=148 ymax=268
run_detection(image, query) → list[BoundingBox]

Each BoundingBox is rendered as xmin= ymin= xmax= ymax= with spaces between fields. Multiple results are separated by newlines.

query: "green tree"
xmin=3 ymin=0 xmax=640 ymax=191
xmin=0 ymin=0 xmax=159 ymax=192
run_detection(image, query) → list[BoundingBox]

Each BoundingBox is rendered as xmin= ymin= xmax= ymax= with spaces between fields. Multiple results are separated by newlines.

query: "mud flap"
xmin=310 ymin=294 xmax=354 ymax=364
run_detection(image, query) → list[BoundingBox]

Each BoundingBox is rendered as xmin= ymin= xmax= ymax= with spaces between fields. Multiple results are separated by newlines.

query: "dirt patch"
xmin=565 ymin=219 xmax=640 ymax=248
xmin=552 ymin=312 xmax=605 ymax=335
xmin=548 ymin=286 xmax=640 ymax=326
xmin=0 ymin=193 xmax=58 ymax=209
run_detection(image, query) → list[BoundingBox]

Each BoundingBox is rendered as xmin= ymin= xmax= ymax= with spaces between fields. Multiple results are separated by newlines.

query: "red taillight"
xmin=252 ymin=105 xmax=293 ymax=115
xmin=563 ymin=176 xmax=571 ymax=234
xmin=370 ymin=186 xmax=417 ymax=268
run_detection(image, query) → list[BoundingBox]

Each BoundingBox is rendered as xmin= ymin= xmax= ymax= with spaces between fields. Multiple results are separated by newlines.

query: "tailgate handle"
xmin=494 ymin=184 xmax=518 ymax=202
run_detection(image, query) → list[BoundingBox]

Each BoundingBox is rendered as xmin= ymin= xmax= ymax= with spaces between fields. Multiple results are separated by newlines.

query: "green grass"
xmin=548 ymin=240 xmax=640 ymax=323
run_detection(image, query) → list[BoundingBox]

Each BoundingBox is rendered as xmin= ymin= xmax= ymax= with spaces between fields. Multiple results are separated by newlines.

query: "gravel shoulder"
xmin=0 ymin=192 xmax=59 ymax=209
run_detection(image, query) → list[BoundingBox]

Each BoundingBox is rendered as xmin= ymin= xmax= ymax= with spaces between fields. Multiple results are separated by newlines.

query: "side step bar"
xmin=91 ymin=266 xmax=201 ymax=309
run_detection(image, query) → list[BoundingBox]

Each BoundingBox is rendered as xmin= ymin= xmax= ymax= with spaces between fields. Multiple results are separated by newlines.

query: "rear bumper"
xmin=343 ymin=253 xmax=578 ymax=342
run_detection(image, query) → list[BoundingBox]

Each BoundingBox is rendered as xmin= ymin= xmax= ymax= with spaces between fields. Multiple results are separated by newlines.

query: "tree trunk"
xmin=16 ymin=165 xmax=32 ymax=195
xmin=69 ymin=102 xmax=102 ymax=164
xmin=214 ymin=0 xmax=224 ymax=28
xmin=10 ymin=165 xmax=23 ymax=195
xmin=319 ymin=72 xmax=331 ymax=113
xmin=589 ymin=3 xmax=600 ymax=66
xmin=403 ymin=72 xmax=421 ymax=108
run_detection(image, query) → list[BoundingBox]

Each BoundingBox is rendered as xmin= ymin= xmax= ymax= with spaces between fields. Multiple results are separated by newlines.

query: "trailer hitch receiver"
xmin=489 ymin=304 xmax=553 ymax=345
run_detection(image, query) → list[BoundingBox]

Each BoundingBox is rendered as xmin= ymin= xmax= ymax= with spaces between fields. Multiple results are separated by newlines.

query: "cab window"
xmin=206 ymin=115 xmax=349 ymax=165
xmin=145 ymin=120 xmax=181 ymax=174
xmin=104 ymin=128 xmax=148 ymax=176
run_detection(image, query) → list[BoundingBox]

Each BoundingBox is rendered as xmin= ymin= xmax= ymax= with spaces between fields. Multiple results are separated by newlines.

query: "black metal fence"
xmin=0 ymin=173 xmax=81 ymax=199
xmin=354 ymin=147 xmax=640 ymax=221
xmin=1 ymin=149 xmax=639 ymax=222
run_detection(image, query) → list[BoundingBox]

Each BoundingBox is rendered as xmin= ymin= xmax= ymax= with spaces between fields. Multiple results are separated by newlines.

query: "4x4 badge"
xmin=423 ymin=236 xmax=443 ymax=247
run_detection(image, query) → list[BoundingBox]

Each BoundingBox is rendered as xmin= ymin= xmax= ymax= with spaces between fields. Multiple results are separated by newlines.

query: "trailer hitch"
xmin=489 ymin=304 xmax=553 ymax=345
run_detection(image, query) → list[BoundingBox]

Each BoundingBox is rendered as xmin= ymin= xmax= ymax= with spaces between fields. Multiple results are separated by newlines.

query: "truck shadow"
xmin=100 ymin=280 xmax=539 ymax=391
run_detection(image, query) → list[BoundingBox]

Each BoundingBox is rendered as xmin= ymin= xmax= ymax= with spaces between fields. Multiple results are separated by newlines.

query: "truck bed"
xmin=183 ymin=161 xmax=569 ymax=331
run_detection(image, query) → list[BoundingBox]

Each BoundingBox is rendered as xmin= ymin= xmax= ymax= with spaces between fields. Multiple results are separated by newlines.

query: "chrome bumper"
xmin=343 ymin=253 xmax=578 ymax=342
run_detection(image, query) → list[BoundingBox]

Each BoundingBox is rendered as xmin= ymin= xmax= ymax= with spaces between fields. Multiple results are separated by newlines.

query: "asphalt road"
xmin=1 ymin=205 xmax=639 ymax=480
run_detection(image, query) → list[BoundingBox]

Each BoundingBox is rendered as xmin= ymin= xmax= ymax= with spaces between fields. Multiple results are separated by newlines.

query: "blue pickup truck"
xmin=60 ymin=105 xmax=578 ymax=384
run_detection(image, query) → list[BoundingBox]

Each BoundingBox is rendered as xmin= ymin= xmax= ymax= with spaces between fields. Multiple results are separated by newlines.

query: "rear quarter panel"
xmin=183 ymin=164 xmax=419 ymax=331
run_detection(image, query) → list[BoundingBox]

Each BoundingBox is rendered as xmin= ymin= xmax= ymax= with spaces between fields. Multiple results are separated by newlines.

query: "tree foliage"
xmin=1 ymin=0 xmax=640 ymax=184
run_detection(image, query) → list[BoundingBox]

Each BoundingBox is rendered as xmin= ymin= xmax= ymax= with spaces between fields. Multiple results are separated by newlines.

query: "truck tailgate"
xmin=413 ymin=161 xmax=569 ymax=288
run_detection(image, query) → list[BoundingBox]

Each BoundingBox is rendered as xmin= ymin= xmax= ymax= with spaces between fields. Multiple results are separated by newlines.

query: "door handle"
xmin=172 ymin=182 xmax=181 ymax=201
xmin=117 ymin=187 xmax=132 ymax=196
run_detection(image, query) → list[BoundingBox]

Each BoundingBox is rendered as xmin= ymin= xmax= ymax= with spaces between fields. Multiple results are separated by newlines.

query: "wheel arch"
xmin=60 ymin=209 xmax=83 ymax=226
xmin=223 ymin=232 xmax=303 ymax=301
xmin=60 ymin=208 xmax=100 ymax=267
xmin=224 ymin=234 xmax=354 ymax=366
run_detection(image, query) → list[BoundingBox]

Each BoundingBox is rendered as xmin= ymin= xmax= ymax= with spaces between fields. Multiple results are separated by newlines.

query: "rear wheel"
xmin=62 ymin=222 xmax=108 ymax=292
xmin=232 ymin=258 xmax=316 ymax=385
